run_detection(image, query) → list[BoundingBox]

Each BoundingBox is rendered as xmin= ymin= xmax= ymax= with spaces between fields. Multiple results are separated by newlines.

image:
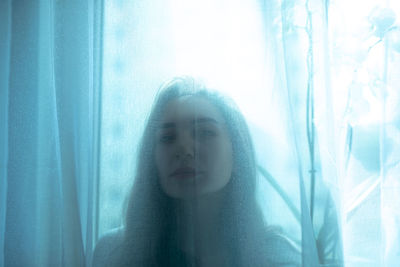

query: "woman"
xmin=93 ymin=77 xmax=300 ymax=266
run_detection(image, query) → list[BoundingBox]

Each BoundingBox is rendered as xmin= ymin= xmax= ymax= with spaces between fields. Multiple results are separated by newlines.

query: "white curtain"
xmin=262 ymin=0 xmax=400 ymax=265
xmin=0 ymin=0 xmax=103 ymax=266
xmin=1 ymin=0 xmax=399 ymax=266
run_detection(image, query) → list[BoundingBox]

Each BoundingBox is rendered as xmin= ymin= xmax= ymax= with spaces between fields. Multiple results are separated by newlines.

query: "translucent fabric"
xmin=0 ymin=0 xmax=103 ymax=266
xmin=1 ymin=0 xmax=399 ymax=267
xmin=98 ymin=0 xmax=399 ymax=266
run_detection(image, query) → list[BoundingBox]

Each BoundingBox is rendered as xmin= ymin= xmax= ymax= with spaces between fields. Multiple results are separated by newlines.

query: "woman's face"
xmin=155 ymin=96 xmax=233 ymax=199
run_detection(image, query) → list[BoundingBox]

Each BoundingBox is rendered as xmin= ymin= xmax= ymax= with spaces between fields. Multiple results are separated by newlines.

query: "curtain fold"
xmin=0 ymin=1 xmax=11 ymax=266
xmin=261 ymin=0 xmax=344 ymax=265
xmin=1 ymin=1 xmax=103 ymax=266
xmin=277 ymin=0 xmax=400 ymax=265
xmin=280 ymin=1 xmax=327 ymax=265
xmin=5 ymin=1 xmax=42 ymax=264
xmin=1 ymin=0 xmax=399 ymax=266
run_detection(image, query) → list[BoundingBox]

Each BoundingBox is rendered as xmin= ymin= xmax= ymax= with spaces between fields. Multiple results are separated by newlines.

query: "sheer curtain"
xmin=0 ymin=1 xmax=103 ymax=266
xmin=98 ymin=0 xmax=399 ymax=266
xmin=1 ymin=0 xmax=399 ymax=266
xmin=263 ymin=0 xmax=400 ymax=265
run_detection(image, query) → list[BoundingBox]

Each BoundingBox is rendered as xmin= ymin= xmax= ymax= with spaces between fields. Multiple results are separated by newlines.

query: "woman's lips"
xmin=170 ymin=167 xmax=204 ymax=179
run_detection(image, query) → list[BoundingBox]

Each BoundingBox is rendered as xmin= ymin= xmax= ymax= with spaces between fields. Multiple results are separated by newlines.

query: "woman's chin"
xmin=165 ymin=185 xmax=228 ymax=201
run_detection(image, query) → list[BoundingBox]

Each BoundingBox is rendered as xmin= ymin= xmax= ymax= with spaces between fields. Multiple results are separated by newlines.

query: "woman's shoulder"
xmin=92 ymin=227 xmax=125 ymax=267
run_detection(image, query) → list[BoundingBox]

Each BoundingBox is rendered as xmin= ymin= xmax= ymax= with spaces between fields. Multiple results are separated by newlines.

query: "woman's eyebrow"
xmin=158 ymin=117 xmax=219 ymax=129
xmin=192 ymin=117 xmax=219 ymax=124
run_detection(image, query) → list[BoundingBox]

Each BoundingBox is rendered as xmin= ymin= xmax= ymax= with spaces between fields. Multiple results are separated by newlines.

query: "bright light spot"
xmin=168 ymin=0 xmax=275 ymax=130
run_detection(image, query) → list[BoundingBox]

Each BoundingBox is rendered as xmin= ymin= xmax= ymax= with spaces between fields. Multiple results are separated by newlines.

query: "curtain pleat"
xmin=1 ymin=0 xmax=399 ymax=266
xmin=5 ymin=1 xmax=41 ymax=265
xmin=1 ymin=1 xmax=103 ymax=266
xmin=277 ymin=0 xmax=344 ymax=265
xmin=85 ymin=0 xmax=104 ymax=265
xmin=0 ymin=1 xmax=11 ymax=266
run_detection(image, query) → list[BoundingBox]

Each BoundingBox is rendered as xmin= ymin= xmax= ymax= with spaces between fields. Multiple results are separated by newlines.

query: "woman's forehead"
xmin=158 ymin=96 xmax=226 ymax=125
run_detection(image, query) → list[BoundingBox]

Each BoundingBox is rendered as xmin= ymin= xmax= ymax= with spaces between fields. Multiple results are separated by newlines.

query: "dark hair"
xmin=114 ymin=77 xmax=272 ymax=266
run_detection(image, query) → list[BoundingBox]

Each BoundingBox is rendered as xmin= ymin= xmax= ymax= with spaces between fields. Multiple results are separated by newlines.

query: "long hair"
xmin=114 ymin=77 xmax=271 ymax=266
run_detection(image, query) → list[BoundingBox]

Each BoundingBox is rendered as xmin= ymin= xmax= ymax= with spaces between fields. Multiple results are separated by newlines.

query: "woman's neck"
xmin=173 ymin=191 xmax=227 ymax=264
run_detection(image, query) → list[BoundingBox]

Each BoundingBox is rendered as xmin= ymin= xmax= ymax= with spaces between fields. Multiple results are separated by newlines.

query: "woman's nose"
xmin=175 ymin=131 xmax=195 ymax=159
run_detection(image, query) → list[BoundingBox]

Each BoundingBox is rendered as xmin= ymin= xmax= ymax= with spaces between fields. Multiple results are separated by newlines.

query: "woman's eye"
xmin=195 ymin=129 xmax=217 ymax=140
xmin=159 ymin=134 xmax=176 ymax=144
